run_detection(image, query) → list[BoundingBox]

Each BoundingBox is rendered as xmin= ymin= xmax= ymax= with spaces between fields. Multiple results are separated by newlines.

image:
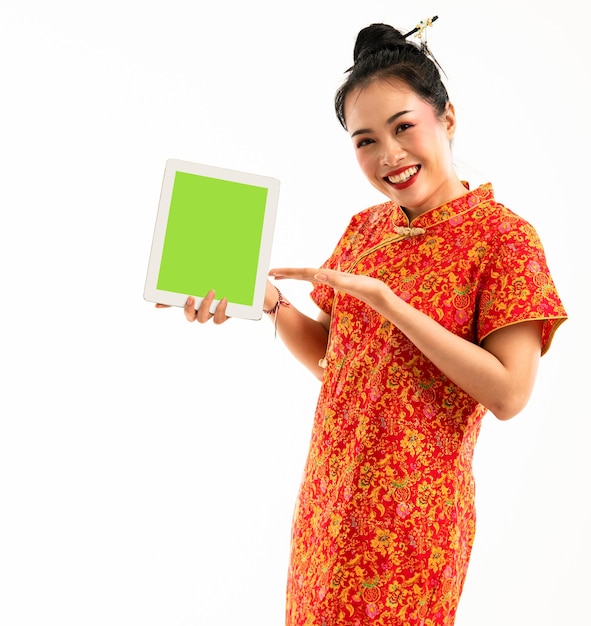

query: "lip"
xmin=384 ymin=165 xmax=420 ymax=190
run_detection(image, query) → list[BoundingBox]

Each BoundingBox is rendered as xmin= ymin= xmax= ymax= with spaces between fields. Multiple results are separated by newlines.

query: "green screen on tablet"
xmin=157 ymin=172 xmax=268 ymax=305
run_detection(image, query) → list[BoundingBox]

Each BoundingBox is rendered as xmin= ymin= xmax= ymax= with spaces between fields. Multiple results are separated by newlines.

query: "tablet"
xmin=144 ymin=159 xmax=280 ymax=320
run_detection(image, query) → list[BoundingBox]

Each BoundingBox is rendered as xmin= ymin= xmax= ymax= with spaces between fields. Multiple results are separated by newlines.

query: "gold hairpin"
xmin=403 ymin=15 xmax=438 ymax=40
xmin=403 ymin=15 xmax=446 ymax=77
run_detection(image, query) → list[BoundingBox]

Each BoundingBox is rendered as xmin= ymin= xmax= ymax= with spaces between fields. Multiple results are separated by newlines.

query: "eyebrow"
xmin=350 ymin=110 xmax=412 ymax=138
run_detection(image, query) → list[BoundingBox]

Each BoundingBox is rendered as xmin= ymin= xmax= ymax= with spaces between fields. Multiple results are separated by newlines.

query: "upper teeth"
xmin=388 ymin=166 xmax=418 ymax=184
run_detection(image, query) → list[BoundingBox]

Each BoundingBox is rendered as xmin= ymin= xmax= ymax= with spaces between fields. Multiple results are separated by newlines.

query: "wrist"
xmin=264 ymin=282 xmax=282 ymax=311
xmin=263 ymin=285 xmax=290 ymax=315
xmin=263 ymin=284 xmax=290 ymax=338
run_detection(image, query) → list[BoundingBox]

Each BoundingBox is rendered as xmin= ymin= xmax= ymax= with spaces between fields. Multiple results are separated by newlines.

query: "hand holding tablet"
xmin=144 ymin=159 xmax=280 ymax=320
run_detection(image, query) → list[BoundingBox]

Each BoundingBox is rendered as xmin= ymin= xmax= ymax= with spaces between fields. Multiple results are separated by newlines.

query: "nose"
xmin=380 ymin=138 xmax=406 ymax=167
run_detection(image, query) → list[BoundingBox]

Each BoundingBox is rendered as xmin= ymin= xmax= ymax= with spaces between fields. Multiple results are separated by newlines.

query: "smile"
xmin=385 ymin=165 xmax=420 ymax=185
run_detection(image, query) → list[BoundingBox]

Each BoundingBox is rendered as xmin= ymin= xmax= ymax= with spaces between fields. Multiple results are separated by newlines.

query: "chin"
xmin=377 ymin=183 xmax=398 ymax=201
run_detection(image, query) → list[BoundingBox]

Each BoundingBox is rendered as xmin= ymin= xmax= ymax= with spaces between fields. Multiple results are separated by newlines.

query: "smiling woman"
xmin=162 ymin=17 xmax=568 ymax=626
xmin=267 ymin=21 xmax=568 ymax=626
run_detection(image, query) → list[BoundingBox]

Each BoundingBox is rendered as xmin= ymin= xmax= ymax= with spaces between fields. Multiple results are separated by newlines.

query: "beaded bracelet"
xmin=263 ymin=287 xmax=290 ymax=337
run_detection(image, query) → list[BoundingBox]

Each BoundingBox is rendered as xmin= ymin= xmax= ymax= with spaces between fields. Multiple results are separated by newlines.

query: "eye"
xmin=355 ymin=137 xmax=375 ymax=149
xmin=395 ymin=123 xmax=413 ymax=134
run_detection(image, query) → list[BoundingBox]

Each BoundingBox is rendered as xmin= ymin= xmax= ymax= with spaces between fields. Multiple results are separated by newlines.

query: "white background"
xmin=1 ymin=1 xmax=589 ymax=624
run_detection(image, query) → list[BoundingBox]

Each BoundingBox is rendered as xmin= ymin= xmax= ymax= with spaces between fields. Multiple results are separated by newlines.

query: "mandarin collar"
xmin=389 ymin=183 xmax=495 ymax=230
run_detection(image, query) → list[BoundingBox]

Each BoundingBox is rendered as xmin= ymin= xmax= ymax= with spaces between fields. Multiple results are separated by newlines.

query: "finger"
xmin=312 ymin=269 xmax=356 ymax=289
xmin=196 ymin=290 xmax=216 ymax=323
xmin=312 ymin=271 xmax=330 ymax=283
xmin=269 ymin=267 xmax=320 ymax=282
xmin=311 ymin=271 xmax=383 ymax=306
xmin=155 ymin=303 xmax=171 ymax=308
xmin=184 ymin=296 xmax=198 ymax=322
xmin=212 ymin=297 xmax=230 ymax=325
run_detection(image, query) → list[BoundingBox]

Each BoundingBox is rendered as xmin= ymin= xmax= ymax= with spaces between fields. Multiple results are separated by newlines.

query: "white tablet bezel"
xmin=144 ymin=159 xmax=280 ymax=320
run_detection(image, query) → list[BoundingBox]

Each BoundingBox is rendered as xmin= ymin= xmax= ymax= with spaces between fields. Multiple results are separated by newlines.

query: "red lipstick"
xmin=384 ymin=165 xmax=420 ymax=189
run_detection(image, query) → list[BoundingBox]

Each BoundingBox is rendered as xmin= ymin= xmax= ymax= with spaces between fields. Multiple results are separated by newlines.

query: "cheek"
xmin=354 ymin=151 xmax=375 ymax=177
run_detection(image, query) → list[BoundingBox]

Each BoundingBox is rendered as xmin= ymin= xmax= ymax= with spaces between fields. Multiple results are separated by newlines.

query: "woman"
xmin=167 ymin=21 xmax=567 ymax=626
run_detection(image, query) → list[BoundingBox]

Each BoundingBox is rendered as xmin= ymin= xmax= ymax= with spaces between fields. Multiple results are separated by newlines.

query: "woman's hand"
xmin=155 ymin=290 xmax=230 ymax=325
xmin=270 ymin=267 xmax=389 ymax=309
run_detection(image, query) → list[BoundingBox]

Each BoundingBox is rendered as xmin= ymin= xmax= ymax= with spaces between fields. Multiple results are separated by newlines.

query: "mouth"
xmin=384 ymin=165 xmax=420 ymax=188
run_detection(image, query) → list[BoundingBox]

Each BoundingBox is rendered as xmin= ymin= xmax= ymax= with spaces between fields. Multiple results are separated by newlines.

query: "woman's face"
xmin=344 ymin=78 xmax=465 ymax=220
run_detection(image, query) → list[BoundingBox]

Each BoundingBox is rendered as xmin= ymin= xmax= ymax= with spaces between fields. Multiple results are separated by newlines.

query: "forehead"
xmin=344 ymin=78 xmax=433 ymax=127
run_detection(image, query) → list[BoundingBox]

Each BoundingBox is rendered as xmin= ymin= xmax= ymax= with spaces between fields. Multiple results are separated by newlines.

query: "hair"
xmin=334 ymin=23 xmax=449 ymax=129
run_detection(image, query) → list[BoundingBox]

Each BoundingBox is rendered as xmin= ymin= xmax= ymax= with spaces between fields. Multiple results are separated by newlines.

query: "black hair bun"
xmin=353 ymin=23 xmax=408 ymax=64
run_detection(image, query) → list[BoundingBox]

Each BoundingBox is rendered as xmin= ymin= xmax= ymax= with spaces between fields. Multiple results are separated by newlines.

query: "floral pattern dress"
xmin=285 ymin=184 xmax=567 ymax=626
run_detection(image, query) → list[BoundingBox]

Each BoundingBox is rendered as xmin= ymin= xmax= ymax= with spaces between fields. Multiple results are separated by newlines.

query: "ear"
xmin=442 ymin=102 xmax=457 ymax=140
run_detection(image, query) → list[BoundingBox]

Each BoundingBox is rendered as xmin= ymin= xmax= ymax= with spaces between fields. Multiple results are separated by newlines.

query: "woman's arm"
xmin=263 ymin=283 xmax=330 ymax=381
xmin=270 ymin=268 xmax=543 ymax=420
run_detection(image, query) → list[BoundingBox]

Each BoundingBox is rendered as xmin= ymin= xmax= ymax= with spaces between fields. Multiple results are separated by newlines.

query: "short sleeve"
xmin=477 ymin=221 xmax=567 ymax=355
xmin=311 ymin=254 xmax=341 ymax=315
xmin=311 ymin=282 xmax=334 ymax=315
xmin=309 ymin=212 xmax=366 ymax=315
